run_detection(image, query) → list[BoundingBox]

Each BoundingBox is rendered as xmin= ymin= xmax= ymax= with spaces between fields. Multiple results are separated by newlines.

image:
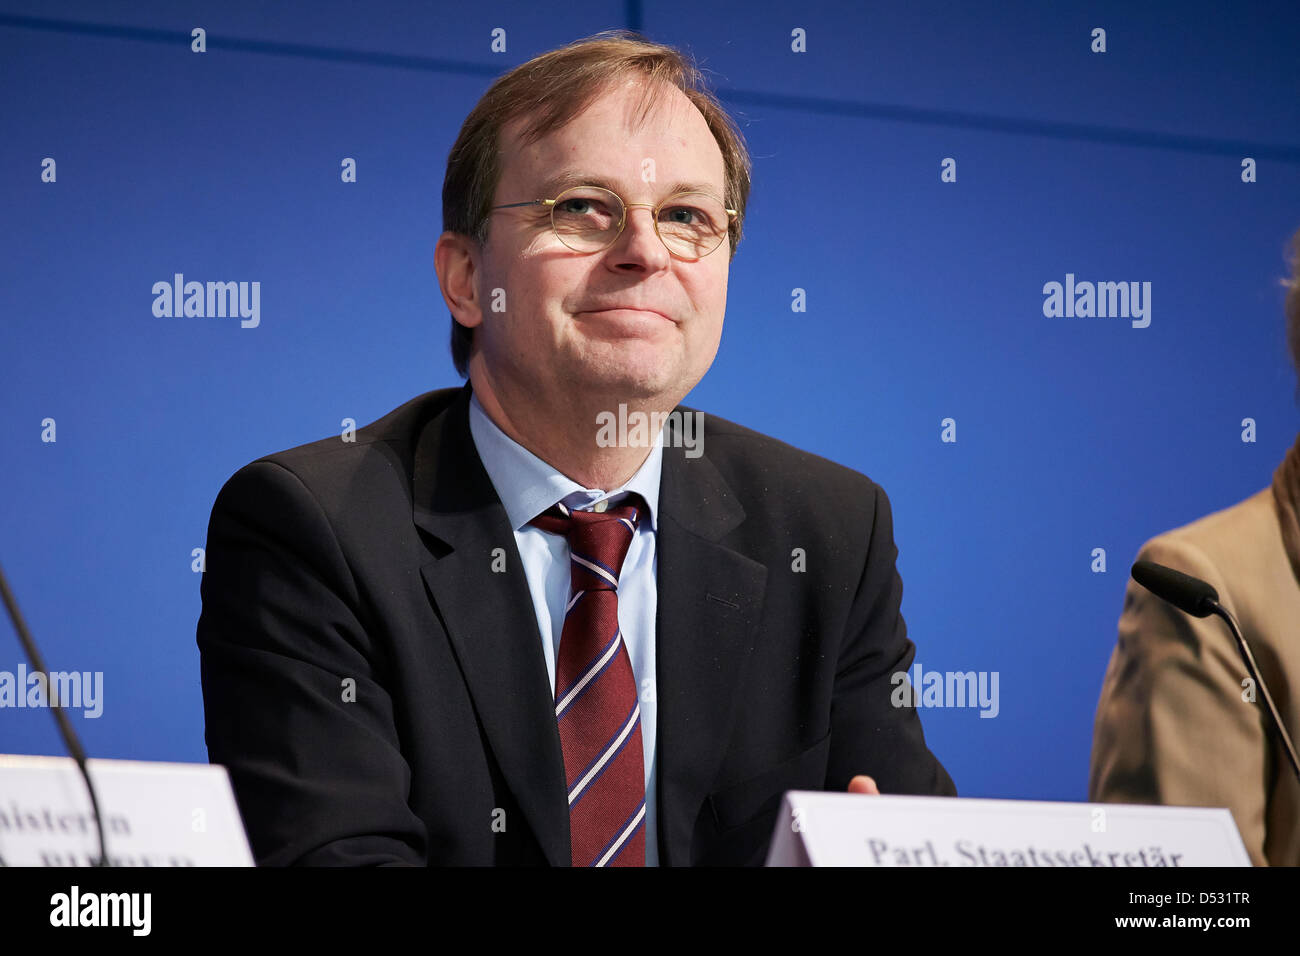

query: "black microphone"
xmin=0 ymin=560 xmax=110 ymax=866
xmin=1131 ymin=559 xmax=1300 ymax=785
xmin=1131 ymin=560 xmax=1219 ymax=618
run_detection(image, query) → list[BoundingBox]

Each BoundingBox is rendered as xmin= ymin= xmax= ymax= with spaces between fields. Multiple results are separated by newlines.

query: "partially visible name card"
xmin=765 ymin=792 xmax=1250 ymax=867
xmin=0 ymin=754 xmax=254 ymax=866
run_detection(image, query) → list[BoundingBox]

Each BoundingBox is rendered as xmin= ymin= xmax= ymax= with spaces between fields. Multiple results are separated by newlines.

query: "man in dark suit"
xmin=197 ymin=30 xmax=955 ymax=867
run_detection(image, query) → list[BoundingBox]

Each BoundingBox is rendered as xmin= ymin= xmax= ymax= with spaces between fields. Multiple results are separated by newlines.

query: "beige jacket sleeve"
xmin=1089 ymin=535 xmax=1272 ymax=865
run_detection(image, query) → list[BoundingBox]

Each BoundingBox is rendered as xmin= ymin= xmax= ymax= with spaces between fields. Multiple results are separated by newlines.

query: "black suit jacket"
xmin=197 ymin=383 xmax=955 ymax=865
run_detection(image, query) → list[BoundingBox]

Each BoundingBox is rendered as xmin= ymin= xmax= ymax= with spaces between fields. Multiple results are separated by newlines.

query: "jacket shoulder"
xmin=1136 ymin=488 xmax=1288 ymax=592
xmin=1133 ymin=486 xmax=1298 ymax=648
xmin=258 ymin=387 xmax=462 ymax=470
xmin=682 ymin=404 xmax=886 ymax=513
xmin=209 ymin=386 xmax=463 ymax=521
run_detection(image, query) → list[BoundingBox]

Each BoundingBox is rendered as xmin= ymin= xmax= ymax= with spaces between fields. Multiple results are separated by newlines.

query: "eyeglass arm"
xmin=491 ymin=199 xmax=558 ymax=210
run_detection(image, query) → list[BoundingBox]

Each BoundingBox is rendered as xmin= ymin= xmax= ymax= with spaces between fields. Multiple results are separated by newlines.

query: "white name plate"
xmin=0 ymin=754 xmax=254 ymax=866
xmin=765 ymin=792 xmax=1250 ymax=867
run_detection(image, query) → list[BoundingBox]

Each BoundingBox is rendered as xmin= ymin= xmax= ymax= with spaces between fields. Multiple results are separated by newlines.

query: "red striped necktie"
xmin=529 ymin=494 xmax=647 ymax=867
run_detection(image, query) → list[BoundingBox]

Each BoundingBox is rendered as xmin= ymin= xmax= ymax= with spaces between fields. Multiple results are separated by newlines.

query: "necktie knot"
xmin=529 ymin=494 xmax=645 ymax=591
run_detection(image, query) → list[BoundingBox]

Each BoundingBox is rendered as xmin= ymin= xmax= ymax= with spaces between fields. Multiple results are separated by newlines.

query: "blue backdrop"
xmin=2 ymin=0 xmax=1298 ymax=806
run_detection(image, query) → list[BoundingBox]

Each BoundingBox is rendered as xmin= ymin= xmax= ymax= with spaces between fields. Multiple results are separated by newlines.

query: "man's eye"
xmin=558 ymin=198 xmax=605 ymax=215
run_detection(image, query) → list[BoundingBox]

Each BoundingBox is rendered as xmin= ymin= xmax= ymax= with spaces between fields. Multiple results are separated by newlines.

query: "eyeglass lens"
xmin=551 ymin=186 xmax=728 ymax=258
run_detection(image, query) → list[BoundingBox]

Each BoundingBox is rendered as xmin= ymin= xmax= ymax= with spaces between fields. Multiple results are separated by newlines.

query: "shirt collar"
xmin=468 ymin=391 xmax=661 ymax=533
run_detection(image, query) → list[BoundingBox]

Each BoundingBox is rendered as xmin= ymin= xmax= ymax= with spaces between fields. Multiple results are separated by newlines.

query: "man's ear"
xmin=434 ymin=231 xmax=484 ymax=331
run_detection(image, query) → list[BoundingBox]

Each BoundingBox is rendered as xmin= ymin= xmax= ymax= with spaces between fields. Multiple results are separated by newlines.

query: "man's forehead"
xmin=529 ymin=166 xmax=724 ymax=199
xmin=564 ymin=78 xmax=699 ymax=136
xmin=497 ymin=82 xmax=725 ymax=191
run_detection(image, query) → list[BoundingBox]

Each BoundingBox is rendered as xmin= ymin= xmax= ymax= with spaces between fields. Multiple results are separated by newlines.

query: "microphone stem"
xmin=0 ymin=561 xmax=110 ymax=867
xmin=1211 ymin=602 xmax=1300 ymax=784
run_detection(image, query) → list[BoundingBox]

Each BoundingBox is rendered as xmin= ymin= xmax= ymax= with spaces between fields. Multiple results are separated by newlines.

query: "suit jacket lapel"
xmin=654 ymin=422 xmax=769 ymax=866
xmin=412 ymin=384 xmax=571 ymax=866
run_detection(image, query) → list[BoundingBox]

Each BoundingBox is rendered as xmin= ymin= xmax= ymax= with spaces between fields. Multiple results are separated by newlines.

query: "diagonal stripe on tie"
xmin=566 ymin=699 xmax=640 ymax=806
xmin=554 ymin=626 xmax=622 ymax=718
xmin=591 ymin=798 xmax=647 ymax=867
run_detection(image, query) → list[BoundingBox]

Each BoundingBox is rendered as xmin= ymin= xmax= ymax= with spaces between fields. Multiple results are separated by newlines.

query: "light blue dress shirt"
xmin=467 ymin=393 xmax=662 ymax=866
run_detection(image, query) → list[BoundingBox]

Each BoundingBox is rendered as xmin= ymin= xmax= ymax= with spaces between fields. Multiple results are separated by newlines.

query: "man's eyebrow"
xmin=536 ymin=170 xmax=723 ymax=199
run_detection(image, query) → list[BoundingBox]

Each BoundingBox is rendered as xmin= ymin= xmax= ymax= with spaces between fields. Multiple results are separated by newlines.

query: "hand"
xmin=847 ymin=775 xmax=880 ymax=795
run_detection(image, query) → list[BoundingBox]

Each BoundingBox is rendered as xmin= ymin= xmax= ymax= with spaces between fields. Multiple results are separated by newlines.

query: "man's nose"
xmin=614 ymin=203 xmax=669 ymax=260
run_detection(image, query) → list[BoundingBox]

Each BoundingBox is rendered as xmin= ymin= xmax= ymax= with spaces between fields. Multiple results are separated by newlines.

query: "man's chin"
xmin=580 ymin=371 xmax=674 ymax=403
xmin=566 ymin=345 xmax=682 ymax=396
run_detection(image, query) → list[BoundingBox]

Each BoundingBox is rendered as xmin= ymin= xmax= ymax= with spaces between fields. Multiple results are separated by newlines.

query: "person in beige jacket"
xmin=1090 ymin=231 xmax=1300 ymax=866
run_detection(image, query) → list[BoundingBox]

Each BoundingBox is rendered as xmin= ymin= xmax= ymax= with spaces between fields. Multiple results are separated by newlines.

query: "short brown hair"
xmin=440 ymin=29 xmax=753 ymax=377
